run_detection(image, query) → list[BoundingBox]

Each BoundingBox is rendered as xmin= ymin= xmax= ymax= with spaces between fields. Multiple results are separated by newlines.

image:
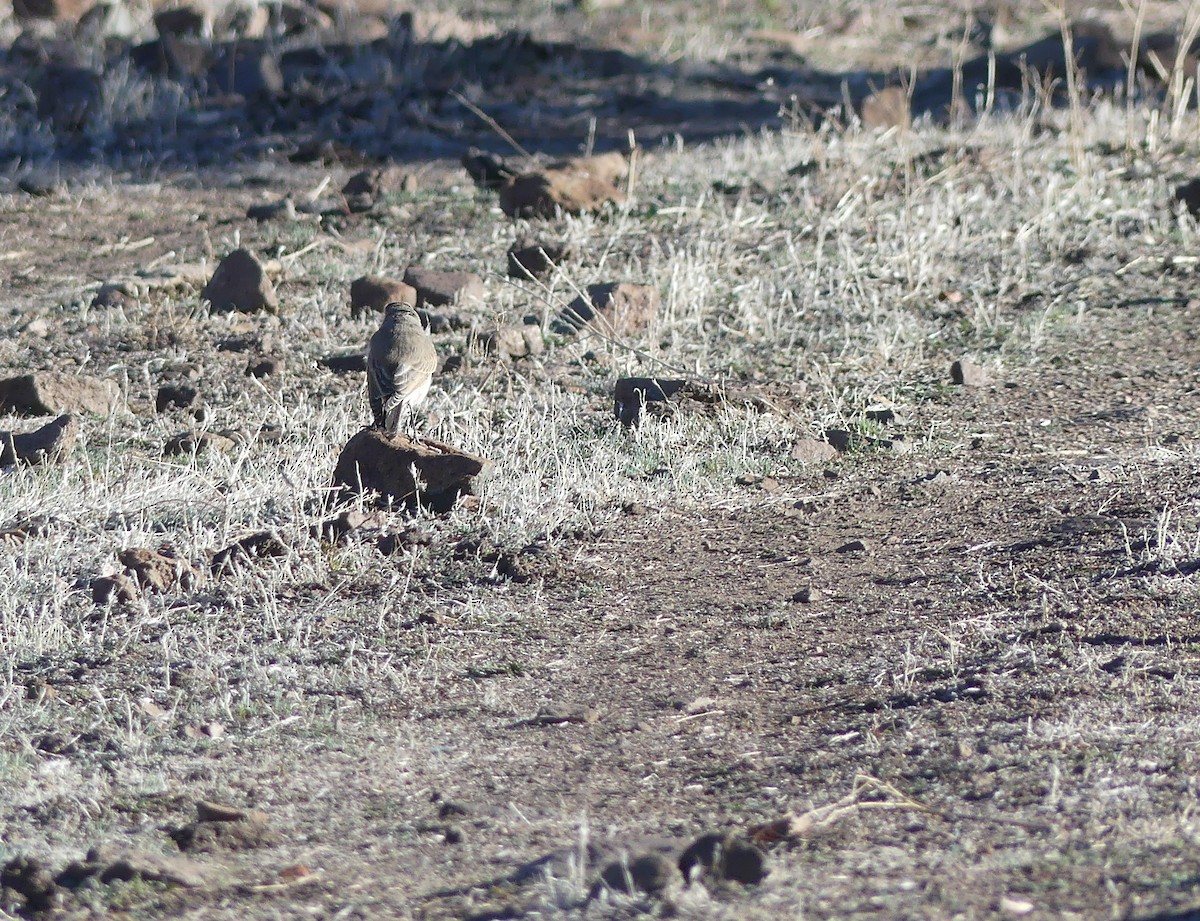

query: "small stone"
xmin=1000 ymin=896 xmax=1035 ymax=916
xmin=0 ymin=414 xmax=78 ymax=467
xmin=350 ymin=275 xmax=418 ymax=318
xmin=92 ymin=572 xmax=139 ymax=604
xmin=599 ymin=852 xmax=679 ymax=895
xmin=91 ymin=282 xmax=135 ymax=309
xmin=170 ymin=811 xmax=278 ymax=852
xmin=507 ymin=238 xmax=573 ymax=279
xmin=790 ymin=438 xmax=838 ymax=464
xmin=318 ymin=351 xmax=367 ymax=374
xmin=1175 ymin=178 xmax=1200 ymax=217
xmin=468 ymin=324 xmax=543 ymax=360
xmin=245 ymin=355 xmax=281 ymax=378
xmin=342 ymin=168 xmax=386 ymax=212
xmin=678 ymin=833 xmax=767 ymax=885
xmin=195 ymin=801 xmax=250 ymax=823
xmin=950 ymin=358 xmax=988 ymax=386
xmin=155 ymin=383 xmax=200 ymax=413
xmin=212 ymin=532 xmax=289 ymax=574
xmin=461 ymin=147 xmax=519 ymax=188
xmin=153 ymin=6 xmax=207 ymax=38
xmin=790 ymin=586 xmax=812 ymax=603
xmin=164 ymin=431 xmax=237 ymax=456
xmin=246 ymin=197 xmax=297 ymax=221
xmin=202 ymin=248 xmax=277 ymax=314
xmin=824 ymin=429 xmax=853 ymax=452
xmin=835 ymin=539 xmax=867 ymax=553
xmin=0 ymin=373 xmax=119 ymax=417
xmin=118 ymin=546 xmax=203 ymax=593
xmin=560 ymin=282 xmax=658 ymax=335
xmin=402 ymin=266 xmax=485 ymax=308
xmin=98 ymin=852 xmax=207 ymax=888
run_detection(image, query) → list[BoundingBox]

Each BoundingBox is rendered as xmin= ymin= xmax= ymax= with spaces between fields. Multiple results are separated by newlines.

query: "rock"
xmin=614 ymin=377 xmax=807 ymax=425
xmin=318 ymin=351 xmax=367 ymax=374
xmin=196 ymin=801 xmax=252 ymax=823
xmin=468 ymin=324 xmax=543 ymax=360
xmin=245 ymin=355 xmax=281 ymax=378
xmin=342 ymin=168 xmax=385 ymax=212
xmin=37 ymin=65 xmax=102 ymax=132
xmin=202 ymin=249 xmax=278 ymax=313
xmin=1175 ymin=178 xmax=1200 ymax=217
xmin=164 ymin=431 xmax=237 ymax=456
xmin=500 ymin=167 xmax=624 ymax=218
xmin=507 ymin=238 xmax=573 ymax=279
xmin=598 ymin=852 xmax=679 ymax=895
xmin=461 ymin=147 xmax=519 ymax=189
xmin=207 ymin=46 xmax=283 ymax=98
xmin=0 ymin=373 xmax=119 ymax=416
xmin=118 ymin=547 xmax=202 ymax=593
xmin=522 ymin=704 xmax=600 ymax=726
xmin=835 ymin=539 xmax=867 ymax=553
xmin=560 ymin=282 xmax=658 ymax=335
xmin=155 ymin=383 xmax=200 ymax=413
xmin=0 ymin=414 xmax=77 ymax=467
xmin=17 ymin=174 xmax=62 ymax=197
xmin=678 ymin=833 xmax=767 ymax=886
xmin=860 ymin=86 xmax=910 ymax=130
xmin=790 ymin=438 xmax=838 ymax=464
xmin=212 ymin=532 xmax=289 ymax=574
xmin=96 ymin=851 xmax=208 ymax=888
xmin=153 ymin=5 xmax=207 ymax=38
xmin=0 ymin=856 xmax=59 ymax=915
xmin=91 ymin=282 xmax=135 ymax=308
xmin=950 ymin=358 xmax=988 ymax=386
xmin=350 ymin=275 xmax=418 ymax=318
xmin=825 ymin=429 xmax=853 ymax=452
xmin=169 ymin=811 xmax=278 ymax=852
xmin=613 ymin=377 xmax=689 ymax=425
xmin=246 ymin=197 xmax=297 ymax=221
xmin=331 ymin=429 xmax=493 ymax=513
xmin=92 ymin=572 xmax=139 ymax=604
xmin=402 ymin=266 xmax=485 ymax=308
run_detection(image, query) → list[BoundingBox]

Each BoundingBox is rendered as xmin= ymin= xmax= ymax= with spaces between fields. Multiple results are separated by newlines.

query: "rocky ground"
xmin=3 ymin=1 xmax=1200 ymax=919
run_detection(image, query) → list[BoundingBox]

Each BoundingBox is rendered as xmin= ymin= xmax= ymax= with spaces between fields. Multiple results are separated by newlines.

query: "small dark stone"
xmin=836 ymin=539 xmax=867 ymax=553
xmin=599 ymin=852 xmax=678 ymax=895
xmin=156 ymin=383 xmax=200 ymax=413
xmin=678 ymin=833 xmax=767 ymax=886
xmin=246 ymin=356 xmax=281 ymax=378
xmin=950 ymin=359 xmax=988 ymax=386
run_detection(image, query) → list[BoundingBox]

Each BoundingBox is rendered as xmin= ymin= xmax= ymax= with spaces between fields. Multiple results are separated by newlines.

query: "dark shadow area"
xmin=0 ymin=10 xmax=1191 ymax=174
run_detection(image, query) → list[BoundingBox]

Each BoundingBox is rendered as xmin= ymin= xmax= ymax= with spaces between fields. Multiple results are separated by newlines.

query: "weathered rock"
xmin=1175 ymin=178 xmax=1200 ymax=217
xmin=950 ymin=358 xmax=988 ymax=386
xmin=614 ymin=377 xmax=807 ymax=425
xmin=678 ymin=833 xmax=767 ymax=885
xmin=195 ymin=801 xmax=252 ymax=823
xmin=0 ymin=373 xmax=119 ymax=416
xmin=332 ymin=429 xmax=493 ymax=512
xmin=500 ymin=168 xmax=624 ymax=218
xmin=403 ymin=266 xmax=485 ymax=308
xmin=156 ymin=383 xmax=200 ymax=413
xmin=461 ymin=147 xmax=520 ymax=188
xmin=170 ymin=811 xmax=279 ymax=852
xmin=0 ymin=414 xmax=77 ymax=467
xmin=790 ymin=438 xmax=838 ymax=464
xmin=350 ymin=275 xmax=418 ymax=318
xmin=119 ymin=547 xmax=202 ymax=593
xmin=164 ymin=430 xmax=238 ymax=456
xmin=246 ymin=197 xmax=297 ymax=221
xmin=153 ymin=5 xmax=207 ymax=38
xmin=91 ymin=572 xmax=139 ymax=604
xmin=468 ymin=324 xmax=543 ymax=360
xmin=245 ymin=355 xmax=281 ymax=378
xmin=95 ymin=851 xmax=208 ymax=888
xmin=598 ymin=852 xmax=679 ymax=895
xmin=1 ymin=856 xmax=59 ymax=915
xmin=13 ymin=0 xmax=87 ymax=20
xmin=211 ymin=531 xmax=288 ymax=574
xmin=342 ymin=168 xmax=385 ymax=212
xmin=202 ymin=248 xmax=277 ymax=313
xmin=507 ymin=238 xmax=573 ymax=279
xmin=560 ymin=282 xmax=658 ymax=335
xmin=91 ymin=282 xmax=135 ymax=309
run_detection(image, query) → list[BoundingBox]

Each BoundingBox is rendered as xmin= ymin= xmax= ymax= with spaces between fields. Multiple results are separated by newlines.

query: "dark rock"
xmin=0 ymin=414 xmax=77 ymax=467
xmin=207 ymin=46 xmax=283 ymax=98
xmin=402 ymin=266 xmax=485 ymax=308
xmin=1175 ymin=178 xmax=1200 ymax=217
xmin=36 ymin=65 xmax=101 ymax=132
xmin=246 ymin=197 xmax=297 ymax=221
xmin=0 ymin=372 xmax=119 ymax=416
xmin=461 ymin=146 xmax=520 ymax=189
xmin=202 ymin=248 xmax=277 ymax=313
xmin=91 ymin=282 xmax=135 ymax=308
xmin=599 ymin=852 xmax=679 ymax=895
xmin=331 ymin=429 xmax=493 ymax=513
xmin=246 ymin=355 xmax=281 ymax=378
xmin=212 ymin=532 xmax=288 ymax=574
xmin=507 ymin=238 xmax=572 ymax=279
xmin=825 ymin=429 xmax=853 ymax=452
xmin=153 ymin=5 xmax=207 ymax=38
xmin=342 ymin=168 xmax=385 ymax=212
xmin=164 ymin=431 xmax=237 ymax=456
xmin=170 ymin=812 xmax=278 ymax=852
xmin=156 ymin=383 xmax=200 ymax=413
xmin=95 ymin=851 xmax=207 ymax=888
xmin=350 ymin=275 xmax=417 ymax=318
xmin=950 ymin=358 xmax=988 ymax=386
xmin=679 ymin=833 xmax=767 ymax=886
xmin=560 ymin=282 xmax=658 ymax=335
xmin=318 ymin=351 xmax=366 ymax=374
xmin=835 ymin=539 xmax=867 ymax=553
xmin=1 ymin=856 xmax=59 ymax=914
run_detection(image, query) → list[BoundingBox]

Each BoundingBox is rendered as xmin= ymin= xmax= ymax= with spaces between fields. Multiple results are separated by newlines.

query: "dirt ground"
xmin=4 ymin=2 xmax=1200 ymax=920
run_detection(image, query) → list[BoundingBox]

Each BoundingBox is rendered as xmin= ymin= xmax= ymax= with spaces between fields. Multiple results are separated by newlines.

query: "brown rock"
xmin=118 ymin=547 xmax=202 ymax=593
xmin=342 ymin=168 xmax=385 ymax=212
xmin=246 ymin=197 xmax=297 ymax=221
xmin=331 ymin=429 xmax=493 ymax=513
xmin=164 ymin=431 xmax=237 ymax=456
xmin=790 ymin=438 xmax=838 ymax=464
xmin=156 ymin=383 xmax=200 ymax=413
xmin=202 ymin=248 xmax=277 ymax=313
xmin=678 ymin=833 xmax=767 ymax=885
xmin=350 ymin=275 xmax=418 ymax=318
xmin=91 ymin=282 xmax=135 ymax=309
xmin=196 ymin=801 xmax=252 ymax=823
xmin=0 ymin=373 xmax=119 ymax=416
xmin=402 ymin=266 xmax=485 ymax=308
xmin=561 ymin=282 xmax=658 ymax=335
xmin=1175 ymin=178 xmax=1200 ymax=217
xmin=500 ymin=168 xmax=624 ymax=218
xmin=318 ymin=351 xmax=367 ymax=374
xmin=212 ymin=532 xmax=289 ymax=574
xmin=170 ymin=812 xmax=278 ymax=852
xmin=91 ymin=572 xmax=138 ymax=604
xmin=468 ymin=324 xmax=543 ymax=360
xmin=97 ymin=852 xmax=207 ymax=888
xmin=507 ymin=238 xmax=572 ymax=279
xmin=13 ymin=0 xmax=88 ymax=19
xmin=950 ymin=358 xmax=988 ymax=386
xmin=860 ymin=86 xmax=910 ymax=130
xmin=153 ymin=5 xmax=207 ymax=37
xmin=599 ymin=852 xmax=679 ymax=895
xmin=245 ymin=355 xmax=281 ymax=378
xmin=0 ymin=414 xmax=78 ymax=467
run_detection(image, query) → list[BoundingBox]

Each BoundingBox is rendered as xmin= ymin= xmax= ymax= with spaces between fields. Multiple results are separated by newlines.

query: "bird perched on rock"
xmin=367 ymin=301 xmax=437 ymax=435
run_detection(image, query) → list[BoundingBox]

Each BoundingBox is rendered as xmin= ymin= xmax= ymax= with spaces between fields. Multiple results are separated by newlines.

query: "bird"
xmin=367 ymin=301 xmax=437 ymax=435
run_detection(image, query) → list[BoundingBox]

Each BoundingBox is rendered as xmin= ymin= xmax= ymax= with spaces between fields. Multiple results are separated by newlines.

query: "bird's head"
xmin=384 ymin=300 xmax=419 ymax=319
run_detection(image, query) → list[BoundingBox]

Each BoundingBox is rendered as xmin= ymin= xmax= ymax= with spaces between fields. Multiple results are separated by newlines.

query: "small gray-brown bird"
xmin=367 ymin=301 xmax=437 ymax=435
